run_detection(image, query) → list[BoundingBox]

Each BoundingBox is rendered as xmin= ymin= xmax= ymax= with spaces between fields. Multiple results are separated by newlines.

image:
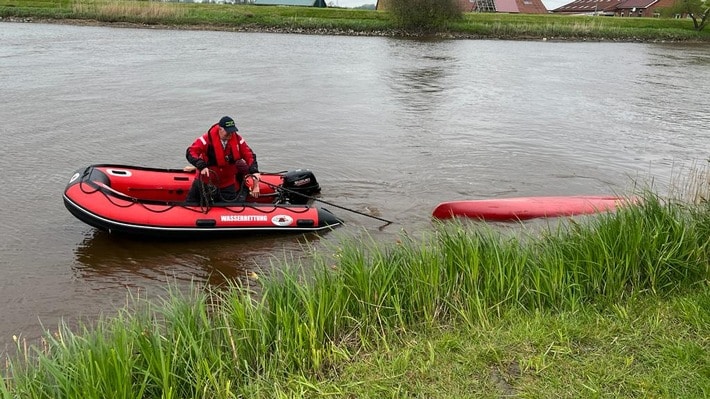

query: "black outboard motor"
xmin=282 ymin=169 xmax=321 ymax=205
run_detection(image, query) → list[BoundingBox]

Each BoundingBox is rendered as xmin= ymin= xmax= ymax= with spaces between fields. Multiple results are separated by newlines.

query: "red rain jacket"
xmin=186 ymin=124 xmax=259 ymax=188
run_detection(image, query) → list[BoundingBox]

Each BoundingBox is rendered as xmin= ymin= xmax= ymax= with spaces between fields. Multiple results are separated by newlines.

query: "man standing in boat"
xmin=185 ymin=116 xmax=260 ymax=204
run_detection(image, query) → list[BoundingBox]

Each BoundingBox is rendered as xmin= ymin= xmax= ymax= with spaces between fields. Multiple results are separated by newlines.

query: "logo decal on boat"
xmin=220 ymin=215 xmax=268 ymax=222
xmin=292 ymin=178 xmax=311 ymax=186
xmin=271 ymin=214 xmax=293 ymax=227
xmin=69 ymin=172 xmax=80 ymax=183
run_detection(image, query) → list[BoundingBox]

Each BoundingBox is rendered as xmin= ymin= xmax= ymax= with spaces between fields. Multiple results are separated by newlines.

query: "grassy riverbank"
xmin=2 ymin=188 xmax=709 ymax=397
xmin=2 ymin=0 xmax=710 ymax=41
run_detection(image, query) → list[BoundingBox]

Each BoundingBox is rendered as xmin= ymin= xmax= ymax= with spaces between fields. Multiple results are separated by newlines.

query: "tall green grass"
xmin=2 ymin=190 xmax=708 ymax=397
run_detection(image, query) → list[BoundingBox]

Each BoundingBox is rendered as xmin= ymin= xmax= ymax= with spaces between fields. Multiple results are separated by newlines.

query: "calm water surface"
xmin=1 ymin=22 xmax=708 ymax=352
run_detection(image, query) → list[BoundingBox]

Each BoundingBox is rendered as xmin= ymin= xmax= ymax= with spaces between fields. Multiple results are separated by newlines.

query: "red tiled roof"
xmin=615 ymin=0 xmax=660 ymax=9
xmin=554 ymin=0 xmax=623 ymax=13
xmin=517 ymin=0 xmax=548 ymax=13
xmin=495 ymin=0 xmax=520 ymax=12
xmin=469 ymin=0 xmax=548 ymax=13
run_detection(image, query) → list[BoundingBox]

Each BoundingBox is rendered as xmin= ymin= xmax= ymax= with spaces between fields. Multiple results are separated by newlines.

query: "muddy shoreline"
xmin=1 ymin=16 xmax=688 ymax=43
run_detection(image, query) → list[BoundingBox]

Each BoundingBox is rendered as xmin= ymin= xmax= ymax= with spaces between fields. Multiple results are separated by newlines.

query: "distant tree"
xmin=662 ymin=0 xmax=710 ymax=31
xmin=386 ymin=0 xmax=462 ymax=31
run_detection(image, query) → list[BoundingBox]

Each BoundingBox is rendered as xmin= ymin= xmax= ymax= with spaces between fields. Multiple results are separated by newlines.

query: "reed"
xmin=2 ymin=190 xmax=708 ymax=397
xmin=668 ymin=160 xmax=710 ymax=204
xmin=72 ymin=0 xmax=188 ymax=22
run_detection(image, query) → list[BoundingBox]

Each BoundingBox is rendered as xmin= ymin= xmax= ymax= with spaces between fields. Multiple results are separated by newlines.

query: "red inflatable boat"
xmin=63 ymin=164 xmax=342 ymax=238
xmin=432 ymin=195 xmax=633 ymax=222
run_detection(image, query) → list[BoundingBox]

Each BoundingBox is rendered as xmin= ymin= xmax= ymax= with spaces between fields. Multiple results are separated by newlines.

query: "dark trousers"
xmin=185 ymin=181 xmax=245 ymax=204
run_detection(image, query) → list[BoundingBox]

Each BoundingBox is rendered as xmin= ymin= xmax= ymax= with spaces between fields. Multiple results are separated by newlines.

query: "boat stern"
xmin=317 ymin=207 xmax=343 ymax=229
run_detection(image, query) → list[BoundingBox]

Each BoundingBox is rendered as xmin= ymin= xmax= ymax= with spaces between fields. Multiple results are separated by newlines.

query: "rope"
xmin=259 ymin=179 xmax=394 ymax=226
xmin=81 ymin=180 xmax=176 ymax=212
xmin=76 ymin=170 xmax=384 ymax=225
xmin=194 ymin=167 xmax=246 ymax=212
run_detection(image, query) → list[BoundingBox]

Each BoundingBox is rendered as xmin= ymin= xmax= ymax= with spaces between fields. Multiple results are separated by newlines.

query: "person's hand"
xmin=200 ymin=168 xmax=210 ymax=177
xmin=250 ymin=173 xmax=260 ymax=198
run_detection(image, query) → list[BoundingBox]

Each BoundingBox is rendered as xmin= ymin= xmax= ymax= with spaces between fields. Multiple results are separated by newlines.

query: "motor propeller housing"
xmin=281 ymin=169 xmax=321 ymax=205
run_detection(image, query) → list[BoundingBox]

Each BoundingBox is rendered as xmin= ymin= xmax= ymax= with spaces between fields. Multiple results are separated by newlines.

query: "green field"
xmin=1 ymin=0 xmax=709 ymax=41
xmin=2 ymin=188 xmax=709 ymax=398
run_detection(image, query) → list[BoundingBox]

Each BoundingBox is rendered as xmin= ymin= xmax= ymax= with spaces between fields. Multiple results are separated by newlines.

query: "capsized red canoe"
xmin=432 ymin=195 xmax=634 ymax=222
xmin=63 ymin=164 xmax=342 ymax=238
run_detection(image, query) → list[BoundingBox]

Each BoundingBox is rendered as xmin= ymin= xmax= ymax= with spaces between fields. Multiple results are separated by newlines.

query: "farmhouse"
xmin=552 ymin=0 xmax=678 ymax=16
xmin=375 ymin=0 xmax=548 ymax=14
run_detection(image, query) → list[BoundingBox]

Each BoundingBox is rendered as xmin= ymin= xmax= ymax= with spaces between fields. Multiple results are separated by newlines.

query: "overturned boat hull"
xmin=433 ymin=195 xmax=632 ymax=222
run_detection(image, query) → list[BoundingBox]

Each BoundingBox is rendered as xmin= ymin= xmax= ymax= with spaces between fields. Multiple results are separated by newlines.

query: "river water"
xmin=1 ymin=22 xmax=708 ymax=353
